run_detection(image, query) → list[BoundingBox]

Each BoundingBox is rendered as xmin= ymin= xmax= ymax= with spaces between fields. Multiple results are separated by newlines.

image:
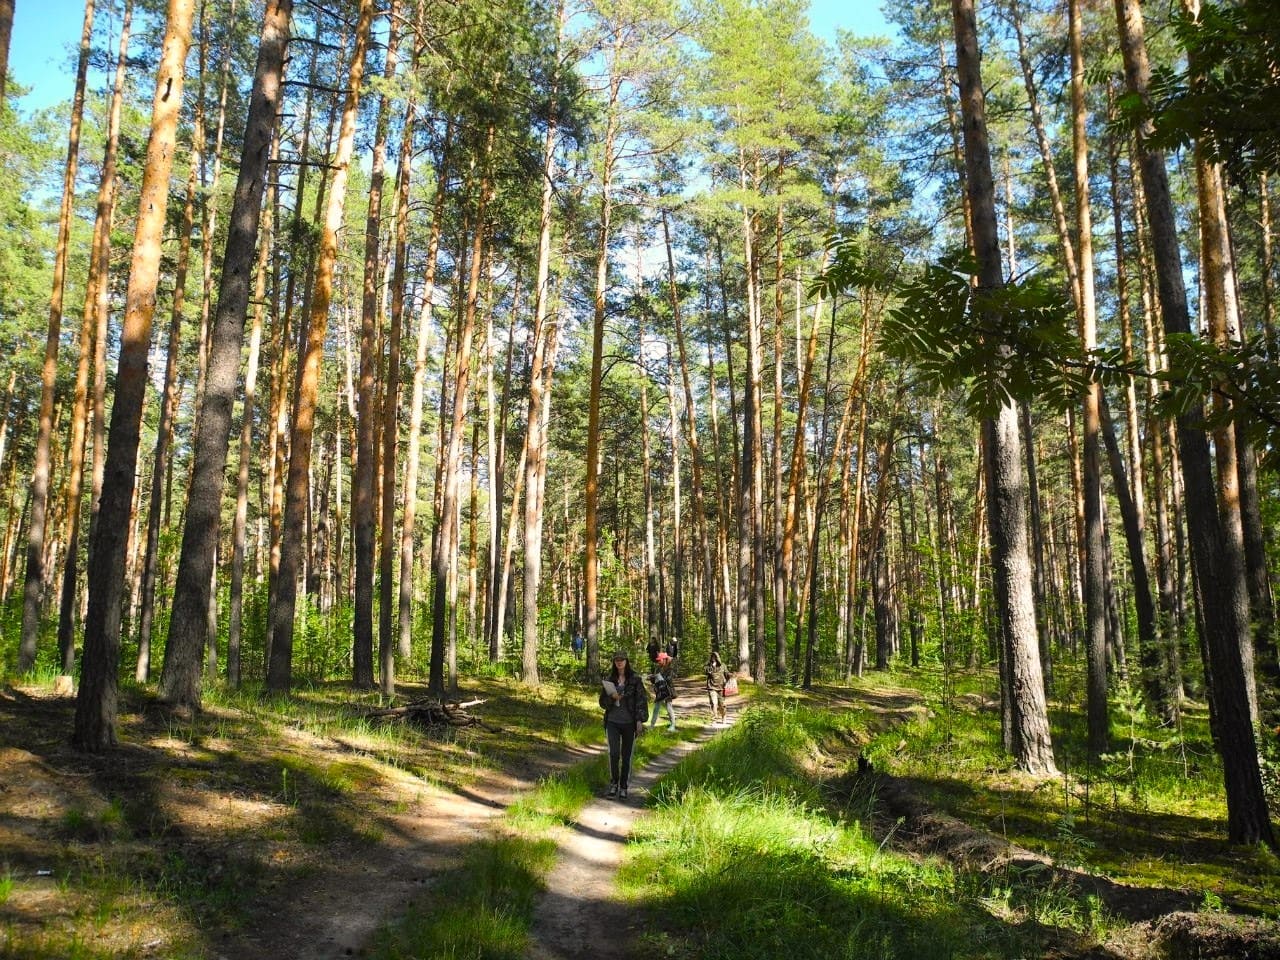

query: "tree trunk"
xmin=73 ymin=0 xmax=195 ymax=749
xmin=664 ymin=210 xmax=717 ymax=652
xmin=1069 ymin=0 xmax=1110 ymax=759
xmin=18 ymin=0 xmax=96 ymax=673
xmin=583 ymin=54 xmax=621 ymax=683
xmin=639 ymin=289 xmax=657 ymax=649
xmin=159 ymin=0 xmax=292 ymax=709
xmin=0 ymin=0 xmax=13 ymax=103
xmin=228 ymin=129 xmax=277 ymax=688
xmin=668 ymin=351 xmax=684 ymax=647
xmin=431 ymin=164 xmax=490 ymax=695
xmin=268 ymin=0 xmax=373 ymax=694
xmin=56 ymin=0 xmax=132 ymax=675
xmin=1113 ymin=0 xmax=1273 ymax=846
xmin=1100 ymin=395 xmax=1161 ymax=711
xmin=354 ymin=1 xmax=400 ymax=690
xmin=1007 ymin=0 xmax=1081 ymax=313
xmin=380 ymin=76 xmax=414 ymax=695
xmin=399 ymin=125 xmax=449 ymax=663
xmin=952 ymin=0 xmax=1057 ymax=776
xmin=137 ymin=162 xmax=197 ymax=683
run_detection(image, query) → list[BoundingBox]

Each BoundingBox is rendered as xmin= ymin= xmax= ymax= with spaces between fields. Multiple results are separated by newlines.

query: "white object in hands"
xmin=601 ymin=680 xmax=619 ymax=699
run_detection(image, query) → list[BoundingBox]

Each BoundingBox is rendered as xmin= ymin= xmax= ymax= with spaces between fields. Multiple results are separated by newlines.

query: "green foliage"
xmin=816 ymin=242 xmax=1086 ymax=419
xmin=1133 ymin=0 xmax=1280 ymax=177
xmin=864 ymin=666 xmax=1280 ymax=917
xmin=1149 ymin=331 xmax=1280 ymax=467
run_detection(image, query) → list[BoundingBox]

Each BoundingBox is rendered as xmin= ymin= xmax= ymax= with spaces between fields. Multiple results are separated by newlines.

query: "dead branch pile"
xmin=363 ymin=697 xmax=498 ymax=732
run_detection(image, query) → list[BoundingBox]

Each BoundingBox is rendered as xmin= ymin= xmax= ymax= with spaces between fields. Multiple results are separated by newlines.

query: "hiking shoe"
xmin=607 ymin=782 xmax=618 ymax=798
xmin=619 ymin=786 xmax=628 ymax=799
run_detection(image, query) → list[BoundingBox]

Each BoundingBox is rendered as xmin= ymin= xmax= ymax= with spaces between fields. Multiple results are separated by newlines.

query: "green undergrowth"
xmin=860 ymin=664 xmax=1280 ymax=918
xmin=620 ymin=700 xmax=1115 ymax=960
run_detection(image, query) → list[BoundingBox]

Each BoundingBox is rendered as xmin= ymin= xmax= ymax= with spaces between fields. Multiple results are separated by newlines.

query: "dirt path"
xmin=226 ymin=738 xmax=611 ymax=960
xmin=526 ymin=677 xmax=736 ymax=960
xmin=267 ymin=675 xmax=737 ymax=960
xmin=2 ymin=675 xmax=738 ymax=960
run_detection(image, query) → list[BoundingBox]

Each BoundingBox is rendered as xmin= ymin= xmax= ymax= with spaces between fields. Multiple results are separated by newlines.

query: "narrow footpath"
xmin=526 ymin=677 xmax=739 ymax=960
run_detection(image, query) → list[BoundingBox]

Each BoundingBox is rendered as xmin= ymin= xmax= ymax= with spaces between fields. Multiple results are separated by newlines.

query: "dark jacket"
xmin=603 ymin=671 xmax=648 ymax=726
xmin=648 ymin=664 xmax=675 ymax=702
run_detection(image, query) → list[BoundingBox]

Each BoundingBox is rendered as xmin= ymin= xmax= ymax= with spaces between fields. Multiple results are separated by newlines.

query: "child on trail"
xmin=601 ymin=651 xmax=647 ymax=799
xmin=705 ymin=650 xmax=729 ymax=724
xmin=648 ymin=652 xmax=677 ymax=731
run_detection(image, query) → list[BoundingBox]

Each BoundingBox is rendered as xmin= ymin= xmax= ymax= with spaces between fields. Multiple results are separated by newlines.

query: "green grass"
xmin=0 ymin=667 xmax=631 ymax=959
xmin=619 ymin=701 xmax=1117 ymax=960
xmin=858 ymin=663 xmax=1280 ymax=918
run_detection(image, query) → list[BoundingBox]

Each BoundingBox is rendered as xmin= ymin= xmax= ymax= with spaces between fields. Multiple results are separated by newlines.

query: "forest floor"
xmin=0 ymin=671 xmax=622 ymax=959
xmin=0 ymin=667 xmax=739 ymax=959
xmin=3 ymin=668 xmax=1279 ymax=959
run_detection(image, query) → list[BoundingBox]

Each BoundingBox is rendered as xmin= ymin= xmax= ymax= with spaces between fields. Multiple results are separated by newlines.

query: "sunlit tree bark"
xmin=73 ymin=0 xmax=195 ymax=749
xmin=269 ymin=0 xmax=374 ymax=694
xmin=161 ymin=0 xmax=293 ymax=709
xmin=18 ymin=0 xmax=96 ymax=673
xmin=951 ymin=0 xmax=1056 ymax=776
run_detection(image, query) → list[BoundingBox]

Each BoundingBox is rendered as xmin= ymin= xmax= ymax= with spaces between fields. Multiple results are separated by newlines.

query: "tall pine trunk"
xmin=1070 ymin=0 xmax=1110 ymax=759
xmin=18 ymin=0 xmax=96 ymax=673
xmin=160 ymin=0 xmax=292 ymax=709
xmin=1113 ymin=0 xmax=1273 ymax=846
xmin=952 ymin=0 xmax=1057 ymax=776
xmin=57 ymin=0 xmax=132 ymax=675
xmin=73 ymin=0 xmax=195 ymax=749
xmin=268 ymin=0 xmax=374 ymax=693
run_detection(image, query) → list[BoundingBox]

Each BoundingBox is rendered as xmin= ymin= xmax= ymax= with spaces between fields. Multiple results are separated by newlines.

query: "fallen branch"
xmin=362 ymin=697 xmax=498 ymax=732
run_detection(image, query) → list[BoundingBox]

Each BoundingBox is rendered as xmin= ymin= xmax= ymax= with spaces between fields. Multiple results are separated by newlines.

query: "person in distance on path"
xmin=705 ymin=650 xmax=729 ymax=724
xmin=647 ymin=652 xmax=678 ymax=731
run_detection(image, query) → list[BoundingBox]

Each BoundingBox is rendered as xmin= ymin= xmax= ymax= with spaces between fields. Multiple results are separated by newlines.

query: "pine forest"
xmin=1 ymin=0 xmax=1279 ymax=956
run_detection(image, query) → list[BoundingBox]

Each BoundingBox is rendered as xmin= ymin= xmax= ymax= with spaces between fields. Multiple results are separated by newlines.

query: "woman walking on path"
xmin=647 ymin=652 xmax=677 ymax=731
xmin=601 ymin=651 xmax=648 ymax=798
xmin=705 ymin=651 xmax=729 ymax=724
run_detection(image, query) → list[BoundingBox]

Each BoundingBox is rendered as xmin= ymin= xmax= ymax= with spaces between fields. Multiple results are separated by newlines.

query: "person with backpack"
xmin=646 ymin=636 xmax=661 ymax=664
xmin=600 ymin=651 xmax=647 ymax=799
xmin=705 ymin=650 xmax=729 ymax=724
xmin=647 ymin=651 xmax=678 ymax=731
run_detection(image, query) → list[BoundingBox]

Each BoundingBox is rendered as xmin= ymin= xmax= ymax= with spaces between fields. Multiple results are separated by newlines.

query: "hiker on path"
xmin=647 ymin=652 xmax=678 ymax=731
xmin=705 ymin=651 xmax=729 ymax=724
xmin=601 ymin=651 xmax=648 ymax=799
xmin=665 ymin=636 xmax=680 ymax=661
xmin=647 ymin=637 xmax=660 ymax=664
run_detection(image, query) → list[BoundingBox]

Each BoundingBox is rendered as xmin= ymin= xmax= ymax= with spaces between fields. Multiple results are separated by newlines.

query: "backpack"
xmin=652 ymin=673 xmax=672 ymax=701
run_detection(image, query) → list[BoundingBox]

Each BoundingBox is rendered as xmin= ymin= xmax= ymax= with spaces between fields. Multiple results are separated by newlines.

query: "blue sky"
xmin=9 ymin=0 xmax=895 ymax=113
